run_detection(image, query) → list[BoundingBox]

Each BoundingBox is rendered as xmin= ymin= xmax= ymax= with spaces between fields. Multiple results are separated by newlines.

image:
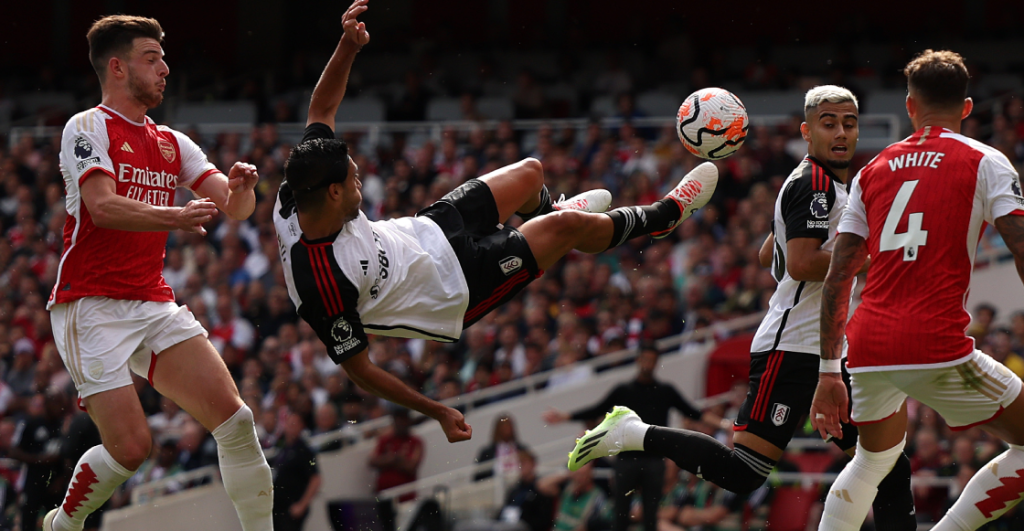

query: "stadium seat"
xmin=589 ymin=96 xmax=615 ymax=118
xmin=864 ymin=90 xmax=910 ymax=119
xmin=977 ymin=73 xmax=1023 ymax=98
xmin=477 ymin=97 xmax=514 ymax=120
xmin=636 ymin=91 xmax=680 ymax=118
xmin=737 ymin=91 xmax=804 ymax=116
xmin=426 ymin=98 xmax=464 ymax=121
xmin=766 ymin=486 xmax=817 ymax=531
xmin=172 ymin=101 xmax=257 ymax=124
xmin=20 ymin=91 xmax=77 ymax=116
xmin=335 ymin=98 xmax=386 ymax=123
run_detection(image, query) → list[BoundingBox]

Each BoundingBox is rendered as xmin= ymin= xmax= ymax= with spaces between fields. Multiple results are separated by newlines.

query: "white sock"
xmin=819 ymin=437 xmax=905 ymax=531
xmin=932 ymin=444 xmax=1024 ymax=531
xmin=212 ymin=405 xmax=274 ymax=531
xmin=53 ymin=445 xmax=136 ymax=531
xmin=622 ymin=417 xmax=650 ymax=452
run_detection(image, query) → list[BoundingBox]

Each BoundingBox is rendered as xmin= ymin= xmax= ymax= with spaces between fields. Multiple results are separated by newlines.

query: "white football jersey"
xmin=752 ymin=157 xmax=850 ymax=355
xmin=274 ymin=185 xmax=468 ymax=363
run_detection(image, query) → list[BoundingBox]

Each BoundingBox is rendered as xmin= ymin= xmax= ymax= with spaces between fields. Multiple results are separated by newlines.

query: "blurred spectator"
xmin=474 ymin=414 xmax=529 ymax=481
xmin=122 ymin=437 xmax=185 ymax=504
xmin=537 ymin=462 xmax=611 ymax=531
xmin=984 ymin=328 xmax=1024 ymax=377
xmin=496 ymin=450 xmax=554 ymax=531
xmin=368 ymin=409 xmax=423 ymax=502
xmin=311 ymin=402 xmax=343 ymax=453
xmin=967 ymin=303 xmax=997 ymax=339
xmin=10 ymin=391 xmax=64 ymax=531
xmin=147 ymin=396 xmax=189 ymax=443
xmin=911 ymin=427 xmax=950 ymax=523
xmin=272 ymin=410 xmax=321 ymax=531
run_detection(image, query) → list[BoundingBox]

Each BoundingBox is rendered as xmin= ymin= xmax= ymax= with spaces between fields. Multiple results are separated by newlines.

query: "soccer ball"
xmin=676 ymin=88 xmax=748 ymax=160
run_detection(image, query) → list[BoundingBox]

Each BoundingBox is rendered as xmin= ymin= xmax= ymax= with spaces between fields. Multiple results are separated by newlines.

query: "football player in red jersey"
xmin=44 ymin=15 xmax=271 ymax=531
xmin=812 ymin=50 xmax=1024 ymax=530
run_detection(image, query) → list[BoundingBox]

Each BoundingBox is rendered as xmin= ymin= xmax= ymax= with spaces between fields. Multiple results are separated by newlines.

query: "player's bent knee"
xmin=111 ymin=434 xmax=153 ymax=471
xmin=518 ymin=157 xmax=544 ymax=190
xmin=725 ymin=465 xmax=769 ymax=495
xmin=548 ymin=209 xmax=590 ymax=235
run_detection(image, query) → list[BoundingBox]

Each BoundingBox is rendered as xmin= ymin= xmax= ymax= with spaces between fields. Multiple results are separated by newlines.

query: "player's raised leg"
xmin=477 ymin=157 xmax=611 ymax=222
xmin=519 ymin=161 xmax=717 ymax=270
xmin=48 ymin=387 xmax=151 ymax=531
xmin=151 ymin=335 xmax=273 ymax=531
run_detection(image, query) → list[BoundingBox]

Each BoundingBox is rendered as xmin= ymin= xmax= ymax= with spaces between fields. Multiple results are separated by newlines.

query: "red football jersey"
xmin=841 ymin=126 xmax=1024 ymax=371
xmin=49 ymin=105 xmax=218 ymax=307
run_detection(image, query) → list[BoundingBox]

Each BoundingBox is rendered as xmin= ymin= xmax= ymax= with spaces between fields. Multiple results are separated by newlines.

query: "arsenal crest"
xmin=158 ymin=138 xmax=176 ymax=163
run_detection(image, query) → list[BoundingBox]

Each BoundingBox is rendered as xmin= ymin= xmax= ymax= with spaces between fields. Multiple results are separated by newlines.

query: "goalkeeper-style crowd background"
xmin=1 ymin=0 xmax=1023 ymax=530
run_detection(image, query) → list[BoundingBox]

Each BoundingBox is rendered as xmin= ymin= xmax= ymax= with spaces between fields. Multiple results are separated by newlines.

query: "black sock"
xmin=603 ymin=199 xmax=682 ymax=249
xmin=516 ymin=185 xmax=555 ymax=221
xmin=872 ymin=452 xmax=917 ymax=531
xmin=643 ymin=426 xmax=773 ymax=495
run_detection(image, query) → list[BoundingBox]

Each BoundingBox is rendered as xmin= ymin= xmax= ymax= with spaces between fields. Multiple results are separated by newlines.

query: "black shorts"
xmin=735 ymin=350 xmax=859 ymax=451
xmin=417 ymin=179 xmax=540 ymax=328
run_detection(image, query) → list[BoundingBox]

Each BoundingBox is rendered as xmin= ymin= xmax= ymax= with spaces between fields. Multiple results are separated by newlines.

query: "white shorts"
xmin=50 ymin=297 xmax=207 ymax=398
xmin=850 ymin=350 xmax=1022 ymax=430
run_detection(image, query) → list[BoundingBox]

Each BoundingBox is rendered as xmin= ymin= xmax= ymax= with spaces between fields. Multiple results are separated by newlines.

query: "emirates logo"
xmin=158 ymin=138 xmax=176 ymax=163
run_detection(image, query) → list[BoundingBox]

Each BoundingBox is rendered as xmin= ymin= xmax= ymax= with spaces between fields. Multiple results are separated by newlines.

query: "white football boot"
xmin=552 ymin=189 xmax=613 ymax=213
xmin=651 ymin=161 xmax=719 ymax=239
xmin=567 ymin=405 xmax=647 ymax=471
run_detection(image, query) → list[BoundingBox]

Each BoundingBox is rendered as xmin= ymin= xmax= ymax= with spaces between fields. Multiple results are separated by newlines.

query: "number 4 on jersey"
xmin=880 ymin=180 xmax=928 ymax=261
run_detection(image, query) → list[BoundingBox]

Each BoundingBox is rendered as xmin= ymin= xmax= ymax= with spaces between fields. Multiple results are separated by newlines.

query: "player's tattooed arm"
xmin=820 ymin=232 xmax=868 ymax=361
xmin=995 ymin=214 xmax=1024 ymax=286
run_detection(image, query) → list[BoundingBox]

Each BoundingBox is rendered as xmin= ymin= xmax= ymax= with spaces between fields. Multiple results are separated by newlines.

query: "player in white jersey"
xmin=42 ymin=16 xmax=272 ymax=531
xmin=812 ymin=51 xmax=1024 ymax=531
xmin=273 ymin=0 xmax=720 ymax=444
xmin=559 ymin=86 xmax=914 ymax=530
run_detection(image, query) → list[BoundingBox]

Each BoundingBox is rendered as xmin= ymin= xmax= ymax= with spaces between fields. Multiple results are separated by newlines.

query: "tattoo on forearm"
xmin=820 ymin=233 xmax=868 ymax=360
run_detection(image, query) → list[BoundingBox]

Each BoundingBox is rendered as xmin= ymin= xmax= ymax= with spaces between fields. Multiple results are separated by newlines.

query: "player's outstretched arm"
xmin=995 ymin=214 xmax=1024 ymax=286
xmin=810 ymin=232 xmax=867 ymax=440
xmin=341 ymin=349 xmax=472 ymax=443
xmin=307 ymin=0 xmax=370 ymax=131
xmin=81 ymin=174 xmax=217 ymax=234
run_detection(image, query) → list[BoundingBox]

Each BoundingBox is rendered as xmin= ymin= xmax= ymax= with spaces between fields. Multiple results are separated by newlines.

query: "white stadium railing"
xmin=8 ymin=113 xmax=903 ymax=152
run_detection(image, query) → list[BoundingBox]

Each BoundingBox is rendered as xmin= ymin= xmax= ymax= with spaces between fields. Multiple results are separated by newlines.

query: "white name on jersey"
xmin=888 ymin=151 xmax=945 ymax=172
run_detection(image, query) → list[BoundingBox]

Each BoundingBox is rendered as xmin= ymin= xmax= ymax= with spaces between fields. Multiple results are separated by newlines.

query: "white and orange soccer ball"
xmin=676 ymin=87 xmax=748 ymax=160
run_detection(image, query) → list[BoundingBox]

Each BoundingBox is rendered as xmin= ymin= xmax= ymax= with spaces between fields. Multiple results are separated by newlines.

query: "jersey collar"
xmin=806 ymin=156 xmax=841 ymax=183
xmin=300 ymin=231 xmax=341 ymax=246
xmin=97 ymin=105 xmax=150 ymax=127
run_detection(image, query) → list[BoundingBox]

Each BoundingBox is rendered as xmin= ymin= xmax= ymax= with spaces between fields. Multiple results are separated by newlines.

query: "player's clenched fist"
xmin=176 ymin=198 xmax=218 ymax=235
xmin=342 ymin=0 xmax=370 ymax=47
xmin=438 ymin=407 xmax=472 ymax=443
xmin=227 ymin=162 xmax=259 ymax=194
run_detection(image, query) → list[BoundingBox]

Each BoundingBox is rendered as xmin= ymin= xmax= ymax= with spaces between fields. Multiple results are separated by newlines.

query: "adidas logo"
xmin=258 ymin=490 xmax=270 ymax=497
xmin=831 ymin=489 xmax=853 ymax=502
xmin=360 ymin=260 xmax=369 ymax=275
xmin=121 ymin=142 xmax=134 ymax=153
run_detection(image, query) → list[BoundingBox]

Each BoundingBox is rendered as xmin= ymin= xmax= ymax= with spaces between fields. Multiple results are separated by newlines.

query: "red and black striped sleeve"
xmin=782 ymin=160 xmax=838 ymax=242
xmin=291 ymin=239 xmax=368 ymax=364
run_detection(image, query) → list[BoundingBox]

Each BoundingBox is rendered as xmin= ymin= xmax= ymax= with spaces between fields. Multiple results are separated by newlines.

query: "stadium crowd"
xmin=0 ymin=89 xmax=1022 ymax=528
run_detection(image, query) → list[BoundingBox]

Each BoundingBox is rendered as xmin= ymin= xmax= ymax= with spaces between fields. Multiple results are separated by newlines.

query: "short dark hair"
xmin=904 ymin=50 xmax=970 ymax=110
xmin=284 ymin=139 xmax=350 ymax=213
xmin=87 ymin=15 xmax=164 ymax=82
